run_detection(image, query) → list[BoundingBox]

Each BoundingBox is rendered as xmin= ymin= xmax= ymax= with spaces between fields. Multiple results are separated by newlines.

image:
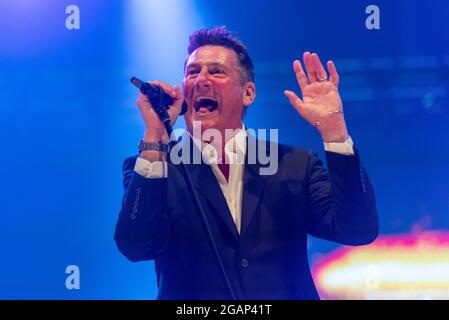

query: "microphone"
xmin=130 ymin=77 xmax=188 ymax=122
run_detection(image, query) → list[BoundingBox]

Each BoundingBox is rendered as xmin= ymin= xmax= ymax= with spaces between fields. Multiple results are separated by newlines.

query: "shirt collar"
xmin=181 ymin=124 xmax=247 ymax=164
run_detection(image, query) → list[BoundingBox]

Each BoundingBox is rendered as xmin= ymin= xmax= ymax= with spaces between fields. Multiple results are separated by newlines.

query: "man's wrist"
xmin=140 ymin=150 xmax=166 ymax=162
xmin=144 ymin=128 xmax=169 ymax=144
xmin=140 ymin=128 xmax=170 ymax=161
xmin=138 ymin=140 xmax=170 ymax=153
xmin=320 ymin=128 xmax=350 ymax=143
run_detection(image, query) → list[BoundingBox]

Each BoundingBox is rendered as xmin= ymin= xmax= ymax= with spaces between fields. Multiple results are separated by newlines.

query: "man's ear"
xmin=242 ymin=82 xmax=256 ymax=107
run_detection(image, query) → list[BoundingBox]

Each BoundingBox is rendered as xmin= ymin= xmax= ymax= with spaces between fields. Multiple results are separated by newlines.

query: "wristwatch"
xmin=138 ymin=140 xmax=170 ymax=153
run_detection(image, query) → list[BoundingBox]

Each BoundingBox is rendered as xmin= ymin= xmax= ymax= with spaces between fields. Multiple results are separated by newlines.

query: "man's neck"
xmin=188 ymin=123 xmax=245 ymax=160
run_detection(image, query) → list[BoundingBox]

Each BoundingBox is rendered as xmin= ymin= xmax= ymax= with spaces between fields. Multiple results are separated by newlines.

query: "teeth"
xmin=194 ymin=96 xmax=219 ymax=112
xmin=195 ymin=96 xmax=218 ymax=103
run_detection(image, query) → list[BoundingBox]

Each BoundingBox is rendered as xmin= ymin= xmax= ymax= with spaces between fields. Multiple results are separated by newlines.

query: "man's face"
xmin=182 ymin=45 xmax=254 ymax=135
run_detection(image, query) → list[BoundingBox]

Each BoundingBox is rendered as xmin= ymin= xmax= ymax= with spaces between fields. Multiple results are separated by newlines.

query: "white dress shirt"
xmin=134 ymin=126 xmax=354 ymax=234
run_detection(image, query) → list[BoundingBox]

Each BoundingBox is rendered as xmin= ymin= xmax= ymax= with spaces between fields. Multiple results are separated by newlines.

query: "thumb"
xmin=284 ymin=90 xmax=304 ymax=112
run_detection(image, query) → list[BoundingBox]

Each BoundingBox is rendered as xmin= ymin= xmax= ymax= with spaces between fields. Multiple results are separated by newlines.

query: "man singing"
xmin=114 ymin=26 xmax=378 ymax=299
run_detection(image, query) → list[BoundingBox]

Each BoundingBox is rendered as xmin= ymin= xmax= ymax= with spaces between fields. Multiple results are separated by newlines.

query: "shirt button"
xmin=241 ymin=258 xmax=249 ymax=268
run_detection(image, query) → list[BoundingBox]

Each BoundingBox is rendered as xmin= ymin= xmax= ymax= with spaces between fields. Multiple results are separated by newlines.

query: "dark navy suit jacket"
xmin=114 ymin=135 xmax=378 ymax=299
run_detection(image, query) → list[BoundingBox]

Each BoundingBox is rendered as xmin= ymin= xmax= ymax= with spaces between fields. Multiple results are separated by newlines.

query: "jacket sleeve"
xmin=306 ymin=149 xmax=379 ymax=245
xmin=114 ymin=156 xmax=170 ymax=261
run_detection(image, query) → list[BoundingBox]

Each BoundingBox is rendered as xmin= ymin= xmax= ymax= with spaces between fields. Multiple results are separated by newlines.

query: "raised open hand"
xmin=284 ymin=52 xmax=349 ymax=143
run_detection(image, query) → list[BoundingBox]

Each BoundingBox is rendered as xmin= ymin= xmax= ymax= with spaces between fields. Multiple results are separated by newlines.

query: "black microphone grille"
xmin=130 ymin=77 xmax=144 ymax=89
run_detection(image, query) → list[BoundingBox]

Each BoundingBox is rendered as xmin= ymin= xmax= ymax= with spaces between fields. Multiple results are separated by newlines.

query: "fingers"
xmin=303 ymin=52 xmax=317 ymax=83
xmin=284 ymin=90 xmax=304 ymax=112
xmin=170 ymin=85 xmax=184 ymax=113
xmin=146 ymin=80 xmax=184 ymax=111
xmin=293 ymin=60 xmax=308 ymax=91
xmin=136 ymin=80 xmax=183 ymax=123
xmin=327 ymin=60 xmax=339 ymax=86
xmin=137 ymin=80 xmax=178 ymax=110
xmin=295 ymin=52 xmax=338 ymax=87
xmin=312 ymin=53 xmax=327 ymax=81
xmin=149 ymin=80 xmax=177 ymax=99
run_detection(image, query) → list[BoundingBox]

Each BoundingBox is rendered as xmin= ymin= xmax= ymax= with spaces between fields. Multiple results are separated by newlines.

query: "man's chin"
xmin=196 ymin=119 xmax=216 ymax=132
xmin=189 ymin=115 xmax=217 ymax=129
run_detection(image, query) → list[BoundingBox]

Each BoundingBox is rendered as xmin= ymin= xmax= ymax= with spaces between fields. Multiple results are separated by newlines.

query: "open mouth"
xmin=194 ymin=96 xmax=219 ymax=113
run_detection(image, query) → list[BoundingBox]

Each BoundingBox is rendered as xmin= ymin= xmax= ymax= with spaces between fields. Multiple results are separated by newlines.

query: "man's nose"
xmin=194 ymin=68 xmax=211 ymax=88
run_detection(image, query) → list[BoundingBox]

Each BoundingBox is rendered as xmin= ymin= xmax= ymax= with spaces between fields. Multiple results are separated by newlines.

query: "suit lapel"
xmin=174 ymin=132 xmax=271 ymax=240
xmin=241 ymin=134 xmax=270 ymax=235
xmin=179 ymin=136 xmax=240 ymax=241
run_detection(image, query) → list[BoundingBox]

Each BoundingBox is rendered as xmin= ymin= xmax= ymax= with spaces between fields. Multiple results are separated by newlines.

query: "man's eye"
xmin=187 ymin=70 xmax=199 ymax=77
xmin=210 ymin=69 xmax=225 ymax=75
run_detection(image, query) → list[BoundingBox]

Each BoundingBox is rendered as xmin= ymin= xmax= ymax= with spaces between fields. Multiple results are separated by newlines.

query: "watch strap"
xmin=138 ymin=140 xmax=170 ymax=153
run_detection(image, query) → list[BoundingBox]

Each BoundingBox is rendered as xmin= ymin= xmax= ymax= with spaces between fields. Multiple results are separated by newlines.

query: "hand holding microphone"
xmin=133 ymin=78 xmax=185 ymax=144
